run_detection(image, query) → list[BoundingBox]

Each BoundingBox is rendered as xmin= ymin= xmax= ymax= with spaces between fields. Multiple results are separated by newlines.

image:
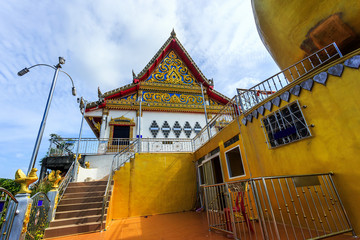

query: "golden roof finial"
xmin=171 ymin=28 xmax=176 ymax=37
xmin=98 ymin=86 xmax=102 ymax=98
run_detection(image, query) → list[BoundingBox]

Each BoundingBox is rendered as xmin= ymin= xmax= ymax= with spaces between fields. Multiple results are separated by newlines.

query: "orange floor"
xmin=50 ymin=211 xmax=232 ymax=240
xmin=50 ymin=211 xmax=355 ymax=240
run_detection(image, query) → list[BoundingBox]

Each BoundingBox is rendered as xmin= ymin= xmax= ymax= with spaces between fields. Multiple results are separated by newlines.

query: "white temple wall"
xmin=140 ymin=111 xmax=207 ymax=139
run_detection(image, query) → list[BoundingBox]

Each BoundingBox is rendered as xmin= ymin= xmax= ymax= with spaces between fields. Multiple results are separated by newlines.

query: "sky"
xmin=0 ymin=0 xmax=279 ymax=179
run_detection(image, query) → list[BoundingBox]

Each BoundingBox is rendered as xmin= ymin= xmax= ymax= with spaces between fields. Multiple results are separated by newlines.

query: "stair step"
xmin=69 ymin=181 xmax=107 ymax=187
xmin=55 ymin=208 xmax=105 ymax=219
xmin=56 ymin=202 xmax=104 ymax=212
xmin=49 ymin=214 xmax=105 ymax=228
xmin=45 ymin=180 xmax=112 ymax=239
xmin=59 ymin=196 xmax=103 ymax=205
xmin=62 ymin=191 xmax=106 ymax=199
xmin=44 ymin=222 xmax=101 ymax=239
xmin=65 ymin=185 xmax=106 ymax=194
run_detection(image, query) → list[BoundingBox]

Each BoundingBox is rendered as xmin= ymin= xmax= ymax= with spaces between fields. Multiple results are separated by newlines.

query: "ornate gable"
xmin=145 ymin=50 xmax=197 ymax=86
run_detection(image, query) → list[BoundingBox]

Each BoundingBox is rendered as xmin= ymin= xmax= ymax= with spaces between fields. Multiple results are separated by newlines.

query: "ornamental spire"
xmin=98 ymin=86 xmax=102 ymax=98
xmin=132 ymin=69 xmax=136 ymax=79
xmin=171 ymin=28 xmax=176 ymax=37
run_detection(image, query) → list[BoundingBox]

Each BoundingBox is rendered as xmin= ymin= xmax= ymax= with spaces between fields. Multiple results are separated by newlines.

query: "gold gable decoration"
xmin=109 ymin=116 xmax=135 ymax=126
xmin=146 ymin=51 xmax=197 ymax=86
xmin=115 ymin=93 xmax=137 ymax=103
xmin=143 ymin=92 xmax=203 ymax=105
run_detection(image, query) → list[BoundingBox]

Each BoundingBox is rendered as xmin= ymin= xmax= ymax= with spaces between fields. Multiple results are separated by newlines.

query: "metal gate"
xmin=26 ymin=192 xmax=51 ymax=240
xmin=0 ymin=188 xmax=18 ymax=240
xmin=203 ymin=173 xmax=356 ymax=240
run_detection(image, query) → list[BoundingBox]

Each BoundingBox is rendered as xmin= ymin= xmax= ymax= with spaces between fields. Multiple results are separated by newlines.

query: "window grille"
xmin=161 ymin=121 xmax=171 ymax=138
xmin=149 ymin=120 xmax=159 ymax=138
xmin=173 ymin=121 xmax=182 ymax=138
xmin=224 ymin=135 xmax=239 ymax=148
xmin=183 ymin=121 xmax=192 ymax=138
xmin=194 ymin=122 xmax=202 ymax=134
xmin=261 ymin=101 xmax=311 ymax=148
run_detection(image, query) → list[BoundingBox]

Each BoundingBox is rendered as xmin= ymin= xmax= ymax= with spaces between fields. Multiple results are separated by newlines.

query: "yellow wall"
xmin=194 ymin=119 xmax=254 ymax=183
xmin=110 ymin=152 xmax=196 ymax=219
xmin=238 ymin=50 xmax=360 ymax=232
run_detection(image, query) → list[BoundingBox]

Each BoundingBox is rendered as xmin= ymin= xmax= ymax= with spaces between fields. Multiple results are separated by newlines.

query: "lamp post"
xmin=73 ymin=97 xmax=87 ymax=182
xmin=200 ymin=83 xmax=211 ymax=139
xmin=18 ymin=57 xmax=76 ymax=175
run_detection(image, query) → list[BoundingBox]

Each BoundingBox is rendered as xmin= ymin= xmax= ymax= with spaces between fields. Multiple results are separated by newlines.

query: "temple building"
xmin=84 ymin=30 xmax=229 ymax=152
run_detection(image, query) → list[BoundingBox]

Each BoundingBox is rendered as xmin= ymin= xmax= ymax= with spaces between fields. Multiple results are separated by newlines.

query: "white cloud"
xmin=0 ymin=0 xmax=279 ymax=179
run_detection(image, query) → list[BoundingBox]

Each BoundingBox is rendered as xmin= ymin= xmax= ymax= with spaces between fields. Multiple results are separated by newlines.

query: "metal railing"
xmin=193 ymin=96 xmax=240 ymax=151
xmin=48 ymin=137 xmax=196 ymax=156
xmin=25 ymin=192 xmax=51 ymax=240
xmin=58 ymin=161 xmax=75 ymax=201
xmin=237 ymin=43 xmax=342 ymax=113
xmin=0 ymin=188 xmax=18 ymax=240
xmin=48 ymin=138 xmax=137 ymax=156
xmin=100 ymin=139 xmax=138 ymax=230
xmin=203 ymin=173 xmax=356 ymax=240
xmin=140 ymin=138 xmax=193 ymax=152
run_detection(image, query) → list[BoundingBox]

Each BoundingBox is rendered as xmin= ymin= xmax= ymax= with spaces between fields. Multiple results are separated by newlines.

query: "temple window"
xmin=225 ymin=146 xmax=245 ymax=178
xmin=149 ymin=120 xmax=160 ymax=138
xmin=183 ymin=121 xmax=192 ymax=138
xmin=261 ymin=101 xmax=311 ymax=148
xmin=194 ymin=122 xmax=202 ymax=134
xmin=173 ymin=121 xmax=182 ymax=138
xmin=161 ymin=121 xmax=171 ymax=138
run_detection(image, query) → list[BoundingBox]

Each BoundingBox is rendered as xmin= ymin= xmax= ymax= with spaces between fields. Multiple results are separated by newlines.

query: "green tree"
xmin=0 ymin=178 xmax=20 ymax=196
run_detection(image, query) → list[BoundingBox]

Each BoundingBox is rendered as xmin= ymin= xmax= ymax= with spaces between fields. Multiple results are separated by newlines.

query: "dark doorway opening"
xmin=212 ymin=156 xmax=223 ymax=184
xmin=112 ymin=126 xmax=130 ymax=145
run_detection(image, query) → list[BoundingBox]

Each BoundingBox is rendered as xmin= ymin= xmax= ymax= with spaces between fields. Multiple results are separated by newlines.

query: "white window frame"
xmin=225 ymin=145 xmax=246 ymax=179
xmin=198 ymin=152 xmax=224 ymax=186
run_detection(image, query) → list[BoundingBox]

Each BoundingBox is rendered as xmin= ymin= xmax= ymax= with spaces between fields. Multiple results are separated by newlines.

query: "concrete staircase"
xmin=44 ymin=180 xmax=110 ymax=239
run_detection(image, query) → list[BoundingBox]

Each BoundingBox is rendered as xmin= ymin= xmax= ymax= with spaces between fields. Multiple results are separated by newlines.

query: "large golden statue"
xmin=14 ymin=168 xmax=38 ymax=194
xmin=48 ymin=170 xmax=62 ymax=190
xmin=252 ymin=0 xmax=360 ymax=69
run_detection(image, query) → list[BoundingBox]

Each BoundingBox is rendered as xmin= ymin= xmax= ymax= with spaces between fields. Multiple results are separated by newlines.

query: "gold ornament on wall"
xmin=142 ymin=92 xmax=202 ymax=105
xmin=21 ymin=202 xmax=32 ymax=234
xmin=15 ymin=168 xmax=38 ymax=194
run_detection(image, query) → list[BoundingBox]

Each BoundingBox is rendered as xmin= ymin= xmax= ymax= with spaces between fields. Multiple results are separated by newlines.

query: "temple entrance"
xmin=112 ymin=126 xmax=130 ymax=145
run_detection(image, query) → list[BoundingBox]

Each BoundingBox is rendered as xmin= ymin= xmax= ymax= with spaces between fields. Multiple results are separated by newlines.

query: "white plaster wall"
xmin=141 ymin=111 xmax=207 ymax=139
xmin=95 ymin=109 xmax=207 ymax=140
xmin=77 ymin=154 xmax=115 ymax=181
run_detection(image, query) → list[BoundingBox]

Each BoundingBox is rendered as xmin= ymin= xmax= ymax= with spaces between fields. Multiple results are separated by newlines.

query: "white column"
xmin=98 ymin=115 xmax=108 ymax=154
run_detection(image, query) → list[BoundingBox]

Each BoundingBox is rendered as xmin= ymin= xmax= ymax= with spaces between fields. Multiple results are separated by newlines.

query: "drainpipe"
xmin=200 ymin=83 xmax=211 ymax=139
xmin=137 ymin=94 xmax=142 ymax=153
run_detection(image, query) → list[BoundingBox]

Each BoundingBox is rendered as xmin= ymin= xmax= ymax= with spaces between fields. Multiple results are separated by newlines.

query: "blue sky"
xmin=0 ymin=1 xmax=279 ymax=179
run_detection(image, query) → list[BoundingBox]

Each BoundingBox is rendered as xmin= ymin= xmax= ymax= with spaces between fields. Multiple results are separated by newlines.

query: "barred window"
xmin=262 ymin=101 xmax=311 ymax=148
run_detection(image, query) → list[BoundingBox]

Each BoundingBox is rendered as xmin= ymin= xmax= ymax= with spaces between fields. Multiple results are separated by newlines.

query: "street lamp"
xmin=73 ymin=97 xmax=88 ymax=181
xmin=18 ymin=57 xmax=77 ymax=175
